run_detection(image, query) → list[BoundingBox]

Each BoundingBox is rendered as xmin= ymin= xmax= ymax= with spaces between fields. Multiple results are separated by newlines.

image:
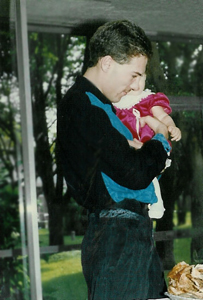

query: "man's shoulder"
xmin=60 ymin=84 xmax=89 ymax=110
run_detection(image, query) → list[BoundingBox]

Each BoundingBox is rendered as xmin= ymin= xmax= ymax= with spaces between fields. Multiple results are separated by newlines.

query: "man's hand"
xmin=168 ymin=126 xmax=181 ymax=141
xmin=128 ymin=138 xmax=143 ymax=149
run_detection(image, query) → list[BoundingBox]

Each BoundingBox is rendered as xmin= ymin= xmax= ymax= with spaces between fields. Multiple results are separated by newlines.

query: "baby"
xmin=114 ymin=74 xmax=181 ymax=219
xmin=115 ymin=74 xmax=181 ymax=143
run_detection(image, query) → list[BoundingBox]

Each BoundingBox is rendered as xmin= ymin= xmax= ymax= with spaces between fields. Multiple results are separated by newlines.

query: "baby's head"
xmin=127 ymin=73 xmax=146 ymax=96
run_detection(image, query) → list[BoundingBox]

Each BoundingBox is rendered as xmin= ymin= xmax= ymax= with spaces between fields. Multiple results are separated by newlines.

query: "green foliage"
xmin=29 ymin=33 xmax=86 ymax=108
xmin=0 ymin=21 xmax=17 ymax=77
xmin=0 ymin=185 xmax=20 ymax=249
xmin=0 ymin=184 xmax=30 ymax=299
xmin=0 ymin=23 xmax=29 ymax=299
xmin=0 ymin=257 xmax=30 ymax=300
xmin=152 ymin=42 xmax=203 ymax=95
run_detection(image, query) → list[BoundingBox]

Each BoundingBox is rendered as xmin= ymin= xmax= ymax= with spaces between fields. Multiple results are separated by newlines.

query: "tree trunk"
xmin=30 ymin=33 xmax=66 ymax=246
xmin=148 ymin=42 xmax=169 ymax=93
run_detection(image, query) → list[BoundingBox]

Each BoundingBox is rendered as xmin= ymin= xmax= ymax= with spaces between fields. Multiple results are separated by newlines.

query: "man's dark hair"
xmin=88 ymin=20 xmax=153 ymax=67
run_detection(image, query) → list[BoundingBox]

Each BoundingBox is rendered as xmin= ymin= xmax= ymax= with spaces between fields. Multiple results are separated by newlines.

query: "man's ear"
xmin=100 ymin=55 xmax=113 ymax=72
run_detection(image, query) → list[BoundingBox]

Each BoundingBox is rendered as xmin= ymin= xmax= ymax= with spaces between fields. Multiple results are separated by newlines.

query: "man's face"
xmin=127 ymin=73 xmax=146 ymax=97
xmin=103 ymin=55 xmax=148 ymax=103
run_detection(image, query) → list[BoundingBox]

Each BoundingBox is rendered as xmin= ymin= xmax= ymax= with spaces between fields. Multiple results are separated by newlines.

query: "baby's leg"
xmin=148 ymin=178 xmax=165 ymax=219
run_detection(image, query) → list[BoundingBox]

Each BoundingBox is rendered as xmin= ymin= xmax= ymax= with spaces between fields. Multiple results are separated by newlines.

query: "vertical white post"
xmin=14 ymin=0 xmax=43 ymax=299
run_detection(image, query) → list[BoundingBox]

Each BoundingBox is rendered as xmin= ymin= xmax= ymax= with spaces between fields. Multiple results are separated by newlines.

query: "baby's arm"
xmin=129 ymin=116 xmax=169 ymax=149
xmin=140 ymin=115 xmax=168 ymax=139
xmin=151 ymin=106 xmax=181 ymax=141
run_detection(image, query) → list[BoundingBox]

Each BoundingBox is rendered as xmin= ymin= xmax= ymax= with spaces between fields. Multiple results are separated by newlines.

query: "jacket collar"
xmin=76 ymin=76 xmax=116 ymax=112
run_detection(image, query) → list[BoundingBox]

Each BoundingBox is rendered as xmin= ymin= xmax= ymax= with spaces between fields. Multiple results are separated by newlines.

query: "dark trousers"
xmin=82 ymin=200 xmax=167 ymax=300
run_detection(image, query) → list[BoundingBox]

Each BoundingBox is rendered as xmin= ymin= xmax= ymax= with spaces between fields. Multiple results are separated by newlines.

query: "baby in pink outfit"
xmin=114 ymin=74 xmax=181 ymax=219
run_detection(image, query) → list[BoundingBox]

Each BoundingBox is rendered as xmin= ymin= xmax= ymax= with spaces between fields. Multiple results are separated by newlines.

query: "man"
xmin=57 ymin=20 xmax=170 ymax=300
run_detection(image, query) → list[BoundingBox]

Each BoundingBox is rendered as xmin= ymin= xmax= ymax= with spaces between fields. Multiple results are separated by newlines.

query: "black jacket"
xmin=57 ymin=76 xmax=168 ymax=211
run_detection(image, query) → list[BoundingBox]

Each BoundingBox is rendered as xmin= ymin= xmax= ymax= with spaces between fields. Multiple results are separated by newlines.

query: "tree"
xmin=29 ymin=32 xmax=86 ymax=245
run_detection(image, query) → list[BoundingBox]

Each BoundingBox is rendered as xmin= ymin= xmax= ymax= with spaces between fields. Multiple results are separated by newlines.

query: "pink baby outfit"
xmin=114 ymin=90 xmax=172 ymax=219
xmin=115 ymin=90 xmax=172 ymax=143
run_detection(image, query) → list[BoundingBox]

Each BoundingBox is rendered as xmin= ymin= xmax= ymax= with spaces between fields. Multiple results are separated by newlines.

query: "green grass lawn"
xmin=172 ymin=211 xmax=192 ymax=265
xmin=39 ymin=229 xmax=87 ymax=299
xmin=40 ymin=238 xmax=192 ymax=299
xmin=40 ymin=212 xmax=192 ymax=299
xmin=41 ymin=250 xmax=87 ymax=300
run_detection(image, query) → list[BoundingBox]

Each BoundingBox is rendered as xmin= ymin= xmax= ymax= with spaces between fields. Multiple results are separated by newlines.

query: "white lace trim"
xmin=114 ymin=89 xmax=154 ymax=109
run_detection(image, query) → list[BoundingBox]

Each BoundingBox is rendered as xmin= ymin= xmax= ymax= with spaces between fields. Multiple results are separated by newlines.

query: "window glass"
xmin=2 ymin=3 xmax=203 ymax=297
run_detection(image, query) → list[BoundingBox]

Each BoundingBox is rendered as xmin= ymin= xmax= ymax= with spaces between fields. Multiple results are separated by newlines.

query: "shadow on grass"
xmin=41 ymin=250 xmax=87 ymax=300
xmin=42 ymin=272 xmax=88 ymax=300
